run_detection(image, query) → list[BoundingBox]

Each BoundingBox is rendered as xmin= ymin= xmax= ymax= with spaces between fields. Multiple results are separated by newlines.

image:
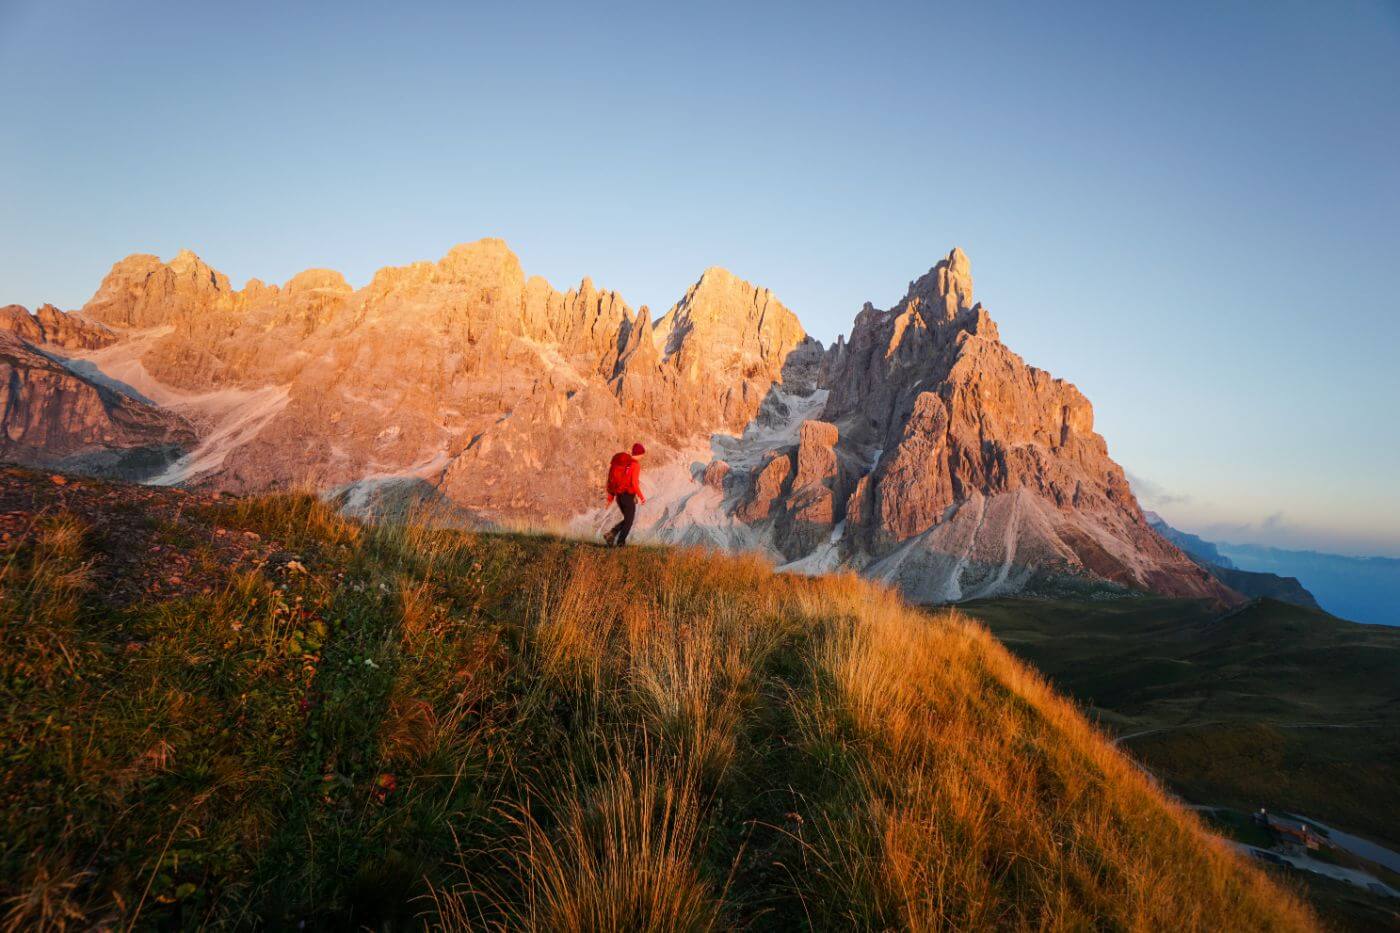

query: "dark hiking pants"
xmin=609 ymin=493 xmax=637 ymax=546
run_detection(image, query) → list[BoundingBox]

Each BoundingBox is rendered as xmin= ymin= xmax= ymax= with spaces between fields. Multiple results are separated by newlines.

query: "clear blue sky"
xmin=2 ymin=0 xmax=1397 ymax=555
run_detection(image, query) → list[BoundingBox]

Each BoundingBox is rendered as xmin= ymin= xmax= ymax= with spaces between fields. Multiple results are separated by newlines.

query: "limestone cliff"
xmin=3 ymin=240 xmax=1233 ymax=604
xmin=669 ymin=249 xmax=1237 ymax=604
xmin=48 ymin=241 xmax=808 ymax=523
xmin=0 ymin=331 xmax=192 ymax=479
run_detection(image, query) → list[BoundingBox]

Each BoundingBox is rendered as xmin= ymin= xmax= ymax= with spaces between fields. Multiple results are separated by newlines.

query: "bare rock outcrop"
xmin=4 ymin=238 xmax=1231 ymax=605
xmin=736 ymin=454 xmax=792 ymax=523
xmin=792 ymin=249 xmax=1234 ymax=602
xmin=793 ymin=420 xmax=839 ymax=492
xmin=0 ymin=305 xmax=44 ymax=344
xmin=38 ymin=241 xmax=810 ymax=523
xmin=653 ymin=267 xmax=813 ymax=434
xmin=701 ymin=459 xmax=730 ymax=490
xmin=82 ymin=249 xmax=233 ymax=329
xmin=1 ymin=304 xmax=116 ymax=350
xmin=0 ymin=332 xmax=193 ymax=479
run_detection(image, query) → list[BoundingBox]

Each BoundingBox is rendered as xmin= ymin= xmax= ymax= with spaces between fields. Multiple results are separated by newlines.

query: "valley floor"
xmin=962 ymin=596 xmax=1400 ymax=930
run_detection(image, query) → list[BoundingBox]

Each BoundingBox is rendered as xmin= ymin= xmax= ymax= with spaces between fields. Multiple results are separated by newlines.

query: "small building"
xmin=1254 ymin=809 xmax=1321 ymax=853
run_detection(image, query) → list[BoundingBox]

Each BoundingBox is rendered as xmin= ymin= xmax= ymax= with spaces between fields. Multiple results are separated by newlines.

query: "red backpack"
xmin=606 ymin=452 xmax=633 ymax=496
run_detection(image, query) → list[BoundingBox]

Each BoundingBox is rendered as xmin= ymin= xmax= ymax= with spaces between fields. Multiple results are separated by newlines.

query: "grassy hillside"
xmin=961 ymin=596 xmax=1400 ymax=851
xmin=1 ymin=468 xmax=1313 ymax=929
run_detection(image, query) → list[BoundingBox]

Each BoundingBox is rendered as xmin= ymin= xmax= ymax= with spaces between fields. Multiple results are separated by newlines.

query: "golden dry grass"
xmin=2 ymin=482 xmax=1316 ymax=929
xmin=429 ymin=544 xmax=1314 ymax=931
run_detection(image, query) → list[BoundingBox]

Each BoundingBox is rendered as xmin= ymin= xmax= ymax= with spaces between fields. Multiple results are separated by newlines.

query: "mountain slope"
xmin=645 ymin=249 xmax=1236 ymax=604
xmin=1147 ymin=512 xmax=1322 ymax=610
xmin=0 ymin=467 xmax=1311 ymax=929
xmin=963 ymin=595 xmax=1400 ymax=848
xmin=62 ymin=239 xmax=810 ymax=522
xmin=0 ymin=331 xmax=193 ymax=479
xmin=3 ymin=241 xmax=1229 ymax=605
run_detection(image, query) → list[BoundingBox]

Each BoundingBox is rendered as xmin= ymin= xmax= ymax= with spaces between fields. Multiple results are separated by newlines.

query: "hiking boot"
xmin=603 ymin=528 xmax=617 ymax=546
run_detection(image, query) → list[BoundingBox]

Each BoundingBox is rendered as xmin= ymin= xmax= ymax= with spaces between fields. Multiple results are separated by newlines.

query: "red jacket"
xmin=606 ymin=453 xmax=645 ymax=504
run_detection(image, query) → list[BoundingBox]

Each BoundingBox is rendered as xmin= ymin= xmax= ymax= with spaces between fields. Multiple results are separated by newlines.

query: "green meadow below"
xmin=2 ymin=467 xmax=1316 ymax=930
xmin=963 ymin=595 xmax=1400 ymax=929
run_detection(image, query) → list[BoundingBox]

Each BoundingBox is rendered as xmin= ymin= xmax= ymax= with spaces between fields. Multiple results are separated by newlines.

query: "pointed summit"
xmin=655 ymin=265 xmax=804 ymax=362
xmin=169 ymin=247 xmax=202 ymax=268
xmin=896 ymin=246 xmax=975 ymax=322
xmin=694 ymin=265 xmax=743 ymax=288
xmin=946 ymin=246 xmax=970 ymax=275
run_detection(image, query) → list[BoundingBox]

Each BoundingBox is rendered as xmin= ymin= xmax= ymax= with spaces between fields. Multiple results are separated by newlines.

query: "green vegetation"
xmin=961 ymin=596 xmax=1400 ymax=849
xmin=964 ymin=595 xmax=1400 ymax=931
xmin=2 ymin=474 xmax=1313 ymax=929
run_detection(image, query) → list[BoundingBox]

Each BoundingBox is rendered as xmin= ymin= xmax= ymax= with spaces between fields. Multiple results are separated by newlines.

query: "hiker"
xmin=604 ymin=442 xmax=646 ymax=546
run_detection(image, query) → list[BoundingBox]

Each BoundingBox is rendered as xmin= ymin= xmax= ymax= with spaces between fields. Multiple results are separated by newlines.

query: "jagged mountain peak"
xmin=896 ymin=246 xmax=976 ymax=321
xmin=83 ymin=249 xmax=231 ymax=328
xmin=680 ymin=265 xmax=773 ymax=311
xmin=441 ymin=236 xmax=516 ymax=262
xmin=432 ymin=237 xmax=525 ymax=285
xmin=672 ymin=247 xmax=1237 ymax=605
xmin=168 ymin=247 xmax=206 ymax=268
xmin=2 ymin=239 xmax=1232 ymax=606
xmin=693 ymin=264 xmax=757 ymax=289
xmin=658 ymin=264 xmax=806 ymax=356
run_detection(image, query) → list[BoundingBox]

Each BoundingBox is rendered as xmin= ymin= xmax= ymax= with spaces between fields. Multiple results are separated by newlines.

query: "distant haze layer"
xmin=1216 ymin=543 xmax=1400 ymax=628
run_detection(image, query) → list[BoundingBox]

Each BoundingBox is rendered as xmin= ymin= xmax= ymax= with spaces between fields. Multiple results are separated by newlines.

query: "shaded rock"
xmin=702 ymin=459 xmax=730 ymax=490
xmin=0 ymin=332 xmax=193 ymax=480
xmin=793 ymin=420 xmax=839 ymax=491
xmin=1147 ymin=513 xmax=1321 ymax=610
xmin=736 ymin=454 xmax=792 ymax=523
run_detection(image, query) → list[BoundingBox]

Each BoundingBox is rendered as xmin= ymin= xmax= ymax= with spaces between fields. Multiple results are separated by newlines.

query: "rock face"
xmin=651 ymin=267 xmax=814 ymax=433
xmin=1 ymin=304 xmax=116 ymax=350
xmin=82 ymin=250 xmax=233 ymax=329
xmin=3 ymin=239 xmax=1235 ymax=605
xmin=33 ymin=240 xmax=808 ymax=524
xmin=647 ymin=248 xmax=1238 ymax=605
xmin=0 ymin=332 xmax=193 ymax=479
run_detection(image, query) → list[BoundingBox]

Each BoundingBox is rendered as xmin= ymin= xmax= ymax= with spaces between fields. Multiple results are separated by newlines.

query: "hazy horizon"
xmin=2 ymin=0 xmax=1397 ymax=557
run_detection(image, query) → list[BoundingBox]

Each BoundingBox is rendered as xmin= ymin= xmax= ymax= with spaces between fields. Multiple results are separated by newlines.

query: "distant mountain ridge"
xmin=1145 ymin=512 xmax=1321 ymax=611
xmin=1216 ymin=541 xmax=1400 ymax=627
xmin=1146 ymin=512 xmax=1400 ymax=626
xmin=0 ymin=240 xmax=1234 ymax=606
xmin=1144 ymin=511 xmax=1237 ymax=569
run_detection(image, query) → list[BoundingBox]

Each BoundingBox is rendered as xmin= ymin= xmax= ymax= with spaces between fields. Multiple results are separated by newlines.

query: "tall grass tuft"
xmin=502 ymin=751 xmax=720 ymax=932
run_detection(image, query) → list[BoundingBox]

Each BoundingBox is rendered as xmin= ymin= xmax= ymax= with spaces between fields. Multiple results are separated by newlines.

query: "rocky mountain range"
xmin=0 ymin=240 xmax=1235 ymax=604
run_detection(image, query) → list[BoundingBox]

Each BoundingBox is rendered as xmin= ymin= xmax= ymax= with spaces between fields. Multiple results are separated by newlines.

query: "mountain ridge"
xmin=0 ymin=239 xmax=1236 ymax=606
xmin=1146 ymin=511 xmax=1322 ymax=611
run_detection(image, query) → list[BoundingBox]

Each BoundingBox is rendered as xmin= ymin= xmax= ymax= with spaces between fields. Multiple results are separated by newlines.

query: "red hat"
xmin=631 ymin=442 xmax=646 ymax=456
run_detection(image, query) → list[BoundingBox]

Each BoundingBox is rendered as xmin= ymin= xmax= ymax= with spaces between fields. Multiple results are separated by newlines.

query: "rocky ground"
xmin=1 ymin=467 xmax=288 ymax=608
